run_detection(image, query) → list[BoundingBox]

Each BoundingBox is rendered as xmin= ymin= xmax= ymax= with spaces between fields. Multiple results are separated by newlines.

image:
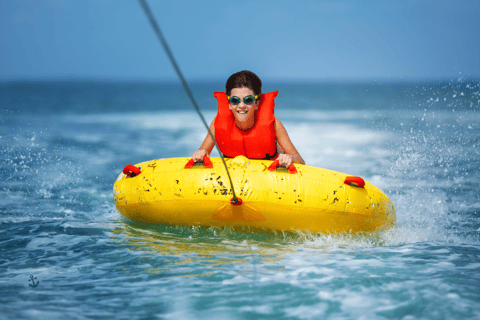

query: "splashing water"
xmin=1 ymin=80 xmax=479 ymax=319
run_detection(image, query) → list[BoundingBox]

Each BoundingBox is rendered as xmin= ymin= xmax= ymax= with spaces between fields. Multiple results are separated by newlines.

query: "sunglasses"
xmin=227 ymin=95 xmax=258 ymax=105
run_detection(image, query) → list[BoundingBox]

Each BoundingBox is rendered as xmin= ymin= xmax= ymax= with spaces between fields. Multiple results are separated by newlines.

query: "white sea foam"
xmin=64 ymin=111 xmax=214 ymax=131
xmin=2 ymin=81 xmax=480 ymax=320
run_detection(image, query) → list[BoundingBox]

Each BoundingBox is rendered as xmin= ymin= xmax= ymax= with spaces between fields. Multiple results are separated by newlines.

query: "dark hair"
xmin=225 ymin=70 xmax=262 ymax=96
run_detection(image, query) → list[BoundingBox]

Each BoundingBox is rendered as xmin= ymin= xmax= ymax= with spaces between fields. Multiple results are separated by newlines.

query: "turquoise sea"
xmin=1 ymin=79 xmax=479 ymax=319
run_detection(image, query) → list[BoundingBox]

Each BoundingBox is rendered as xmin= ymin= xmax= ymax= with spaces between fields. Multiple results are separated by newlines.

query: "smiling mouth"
xmin=235 ymin=109 xmax=248 ymax=115
xmin=234 ymin=110 xmax=249 ymax=121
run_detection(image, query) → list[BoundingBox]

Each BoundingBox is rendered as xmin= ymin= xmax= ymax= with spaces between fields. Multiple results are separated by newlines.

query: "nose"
xmin=237 ymin=100 xmax=247 ymax=108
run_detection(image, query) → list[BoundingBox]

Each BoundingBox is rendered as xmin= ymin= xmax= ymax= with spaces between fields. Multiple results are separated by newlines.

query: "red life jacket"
xmin=213 ymin=91 xmax=278 ymax=160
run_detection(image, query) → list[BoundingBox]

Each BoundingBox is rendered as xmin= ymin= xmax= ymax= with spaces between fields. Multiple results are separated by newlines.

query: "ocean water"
xmin=1 ymin=79 xmax=479 ymax=319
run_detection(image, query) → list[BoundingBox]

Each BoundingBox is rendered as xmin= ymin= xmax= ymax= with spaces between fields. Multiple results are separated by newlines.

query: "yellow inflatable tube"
xmin=113 ymin=156 xmax=396 ymax=233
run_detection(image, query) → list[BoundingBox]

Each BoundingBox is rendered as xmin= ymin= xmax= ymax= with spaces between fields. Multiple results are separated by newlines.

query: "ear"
xmin=254 ymin=101 xmax=259 ymax=111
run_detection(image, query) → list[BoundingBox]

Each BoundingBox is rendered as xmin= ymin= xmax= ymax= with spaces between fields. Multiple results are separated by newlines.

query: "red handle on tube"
xmin=344 ymin=176 xmax=365 ymax=188
xmin=123 ymin=164 xmax=141 ymax=178
xmin=267 ymin=160 xmax=297 ymax=174
xmin=184 ymin=155 xmax=213 ymax=169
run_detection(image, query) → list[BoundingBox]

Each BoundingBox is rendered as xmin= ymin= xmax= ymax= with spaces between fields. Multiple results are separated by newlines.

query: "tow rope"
xmin=137 ymin=0 xmax=241 ymax=204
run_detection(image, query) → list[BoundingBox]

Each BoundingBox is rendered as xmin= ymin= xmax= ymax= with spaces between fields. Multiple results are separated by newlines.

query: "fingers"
xmin=194 ymin=152 xmax=294 ymax=166
xmin=192 ymin=150 xmax=207 ymax=162
xmin=277 ymin=154 xmax=293 ymax=167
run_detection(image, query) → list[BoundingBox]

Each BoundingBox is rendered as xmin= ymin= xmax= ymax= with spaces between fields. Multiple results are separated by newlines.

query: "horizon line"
xmin=1 ymin=75 xmax=479 ymax=85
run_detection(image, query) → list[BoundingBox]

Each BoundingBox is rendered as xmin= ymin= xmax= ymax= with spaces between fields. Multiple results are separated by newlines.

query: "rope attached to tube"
xmin=137 ymin=0 xmax=240 ymax=203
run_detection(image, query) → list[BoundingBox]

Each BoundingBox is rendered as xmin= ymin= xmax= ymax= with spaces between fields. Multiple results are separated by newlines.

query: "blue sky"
xmin=1 ymin=0 xmax=479 ymax=82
